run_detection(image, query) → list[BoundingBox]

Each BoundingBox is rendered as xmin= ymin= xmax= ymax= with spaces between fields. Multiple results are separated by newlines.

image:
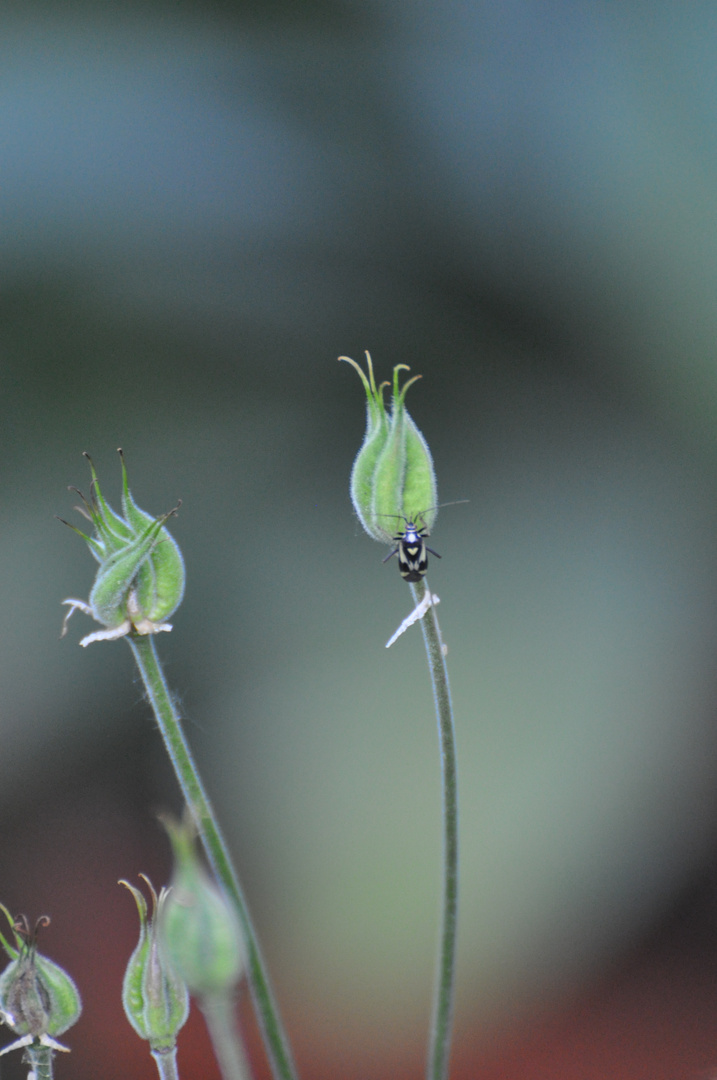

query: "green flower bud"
xmin=120 ymin=876 xmax=189 ymax=1054
xmin=60 ymin=449 xmax=185 ymax=646
xmin=0 ymin=910 xmax=81 ymax=1059
xmin=340 ymin=352 xmax=438 ymax=543
xmin=157 ymin=817 xmax=244 ymax=1000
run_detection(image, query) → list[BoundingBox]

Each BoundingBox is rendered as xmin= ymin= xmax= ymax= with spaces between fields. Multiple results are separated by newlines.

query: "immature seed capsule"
xmin=341 ymin=352 xmax=440 ymax=569
xmin=157 ymin=816 xmax=244 ymax=1000
xmin=0 ymin=909 xmax=81 ymax=1061
xmin=60 ymin=449 xmax=185 ymax=645
xmin=120 ymin=876 xmax=189 ymax=1054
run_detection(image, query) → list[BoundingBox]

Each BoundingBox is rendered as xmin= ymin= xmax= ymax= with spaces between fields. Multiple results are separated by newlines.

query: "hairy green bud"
xmin=340 ymin=352 xmax=438 ymax=543
xmin=157 ymin=817 xmax=244 ymax=1000
xmin=60 ymin=449 xmax=184 ymax=646
xmin=120 ymin=876 xmax=189 ymax=1054
xmin=0 ymin=909 xmax=81 ymax=1061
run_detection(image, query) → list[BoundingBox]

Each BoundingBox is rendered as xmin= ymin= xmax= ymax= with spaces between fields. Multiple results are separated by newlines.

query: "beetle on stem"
xmin=381 ymin=501 xmax=467 ymax=582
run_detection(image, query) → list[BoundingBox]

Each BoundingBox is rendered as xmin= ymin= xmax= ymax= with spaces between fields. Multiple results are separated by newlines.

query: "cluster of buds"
xmin=60 ymin=450 xmax=185 ymax=646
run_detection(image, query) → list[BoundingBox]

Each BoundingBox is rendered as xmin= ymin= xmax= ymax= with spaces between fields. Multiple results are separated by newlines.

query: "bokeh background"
xmin=3 ymin=2 xmax=717 ymax=1077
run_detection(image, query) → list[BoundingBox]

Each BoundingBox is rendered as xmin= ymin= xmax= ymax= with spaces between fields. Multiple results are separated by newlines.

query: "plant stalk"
xmin=25 ymin=1042 xmax=53 ymax=1080
xmin=200 ymin=994 xmax=253 ymax=1080
xmin=127 ymin=634 xmax=298 ymax=1080
xmin=151 ymin=1047 xmax=181 ymax=1080
xmin=410 ymin=579 xmax=459 ymax=1080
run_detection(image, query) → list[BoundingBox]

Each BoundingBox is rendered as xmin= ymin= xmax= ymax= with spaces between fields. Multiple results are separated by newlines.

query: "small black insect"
xmin=382 ymin=501 xmax=467 ymax=582
xmin=383 ymin=515 xmax=440 ymax=582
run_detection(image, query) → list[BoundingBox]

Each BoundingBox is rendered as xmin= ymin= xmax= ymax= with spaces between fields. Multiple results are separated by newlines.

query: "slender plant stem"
xmin=151 ymin=1047 xmax=181 ymax=1080
xmin=127 ymin=634 xmax=298 ymax=1080
xmin=410 ymin=579 xmax=459 ymax=1080
xmin=26 ymin=1042 xmax=53 ymax=1080
xmin=200 ymin=994 xmax=253 ymax=1080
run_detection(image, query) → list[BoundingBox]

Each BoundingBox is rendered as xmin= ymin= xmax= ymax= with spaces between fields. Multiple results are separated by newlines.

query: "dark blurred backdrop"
xmin=3 ymin=2 xmax=717 ymax=1078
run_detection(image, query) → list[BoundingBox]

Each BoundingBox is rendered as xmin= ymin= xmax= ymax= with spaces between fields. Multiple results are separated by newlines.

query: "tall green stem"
xmin=410 ymin=579 xmax=459 ymax=1080
xmin=127 ymin=634 xmax=298 ymax=1080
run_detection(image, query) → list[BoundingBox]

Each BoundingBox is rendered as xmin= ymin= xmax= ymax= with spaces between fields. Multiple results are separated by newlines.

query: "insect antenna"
xmin=375 ymin=499 xmax=468 ymax=524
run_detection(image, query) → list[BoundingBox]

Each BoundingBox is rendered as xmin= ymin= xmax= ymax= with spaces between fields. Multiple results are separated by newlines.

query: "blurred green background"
xmin=4 ymin=2 xmax=717 ymax=1078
